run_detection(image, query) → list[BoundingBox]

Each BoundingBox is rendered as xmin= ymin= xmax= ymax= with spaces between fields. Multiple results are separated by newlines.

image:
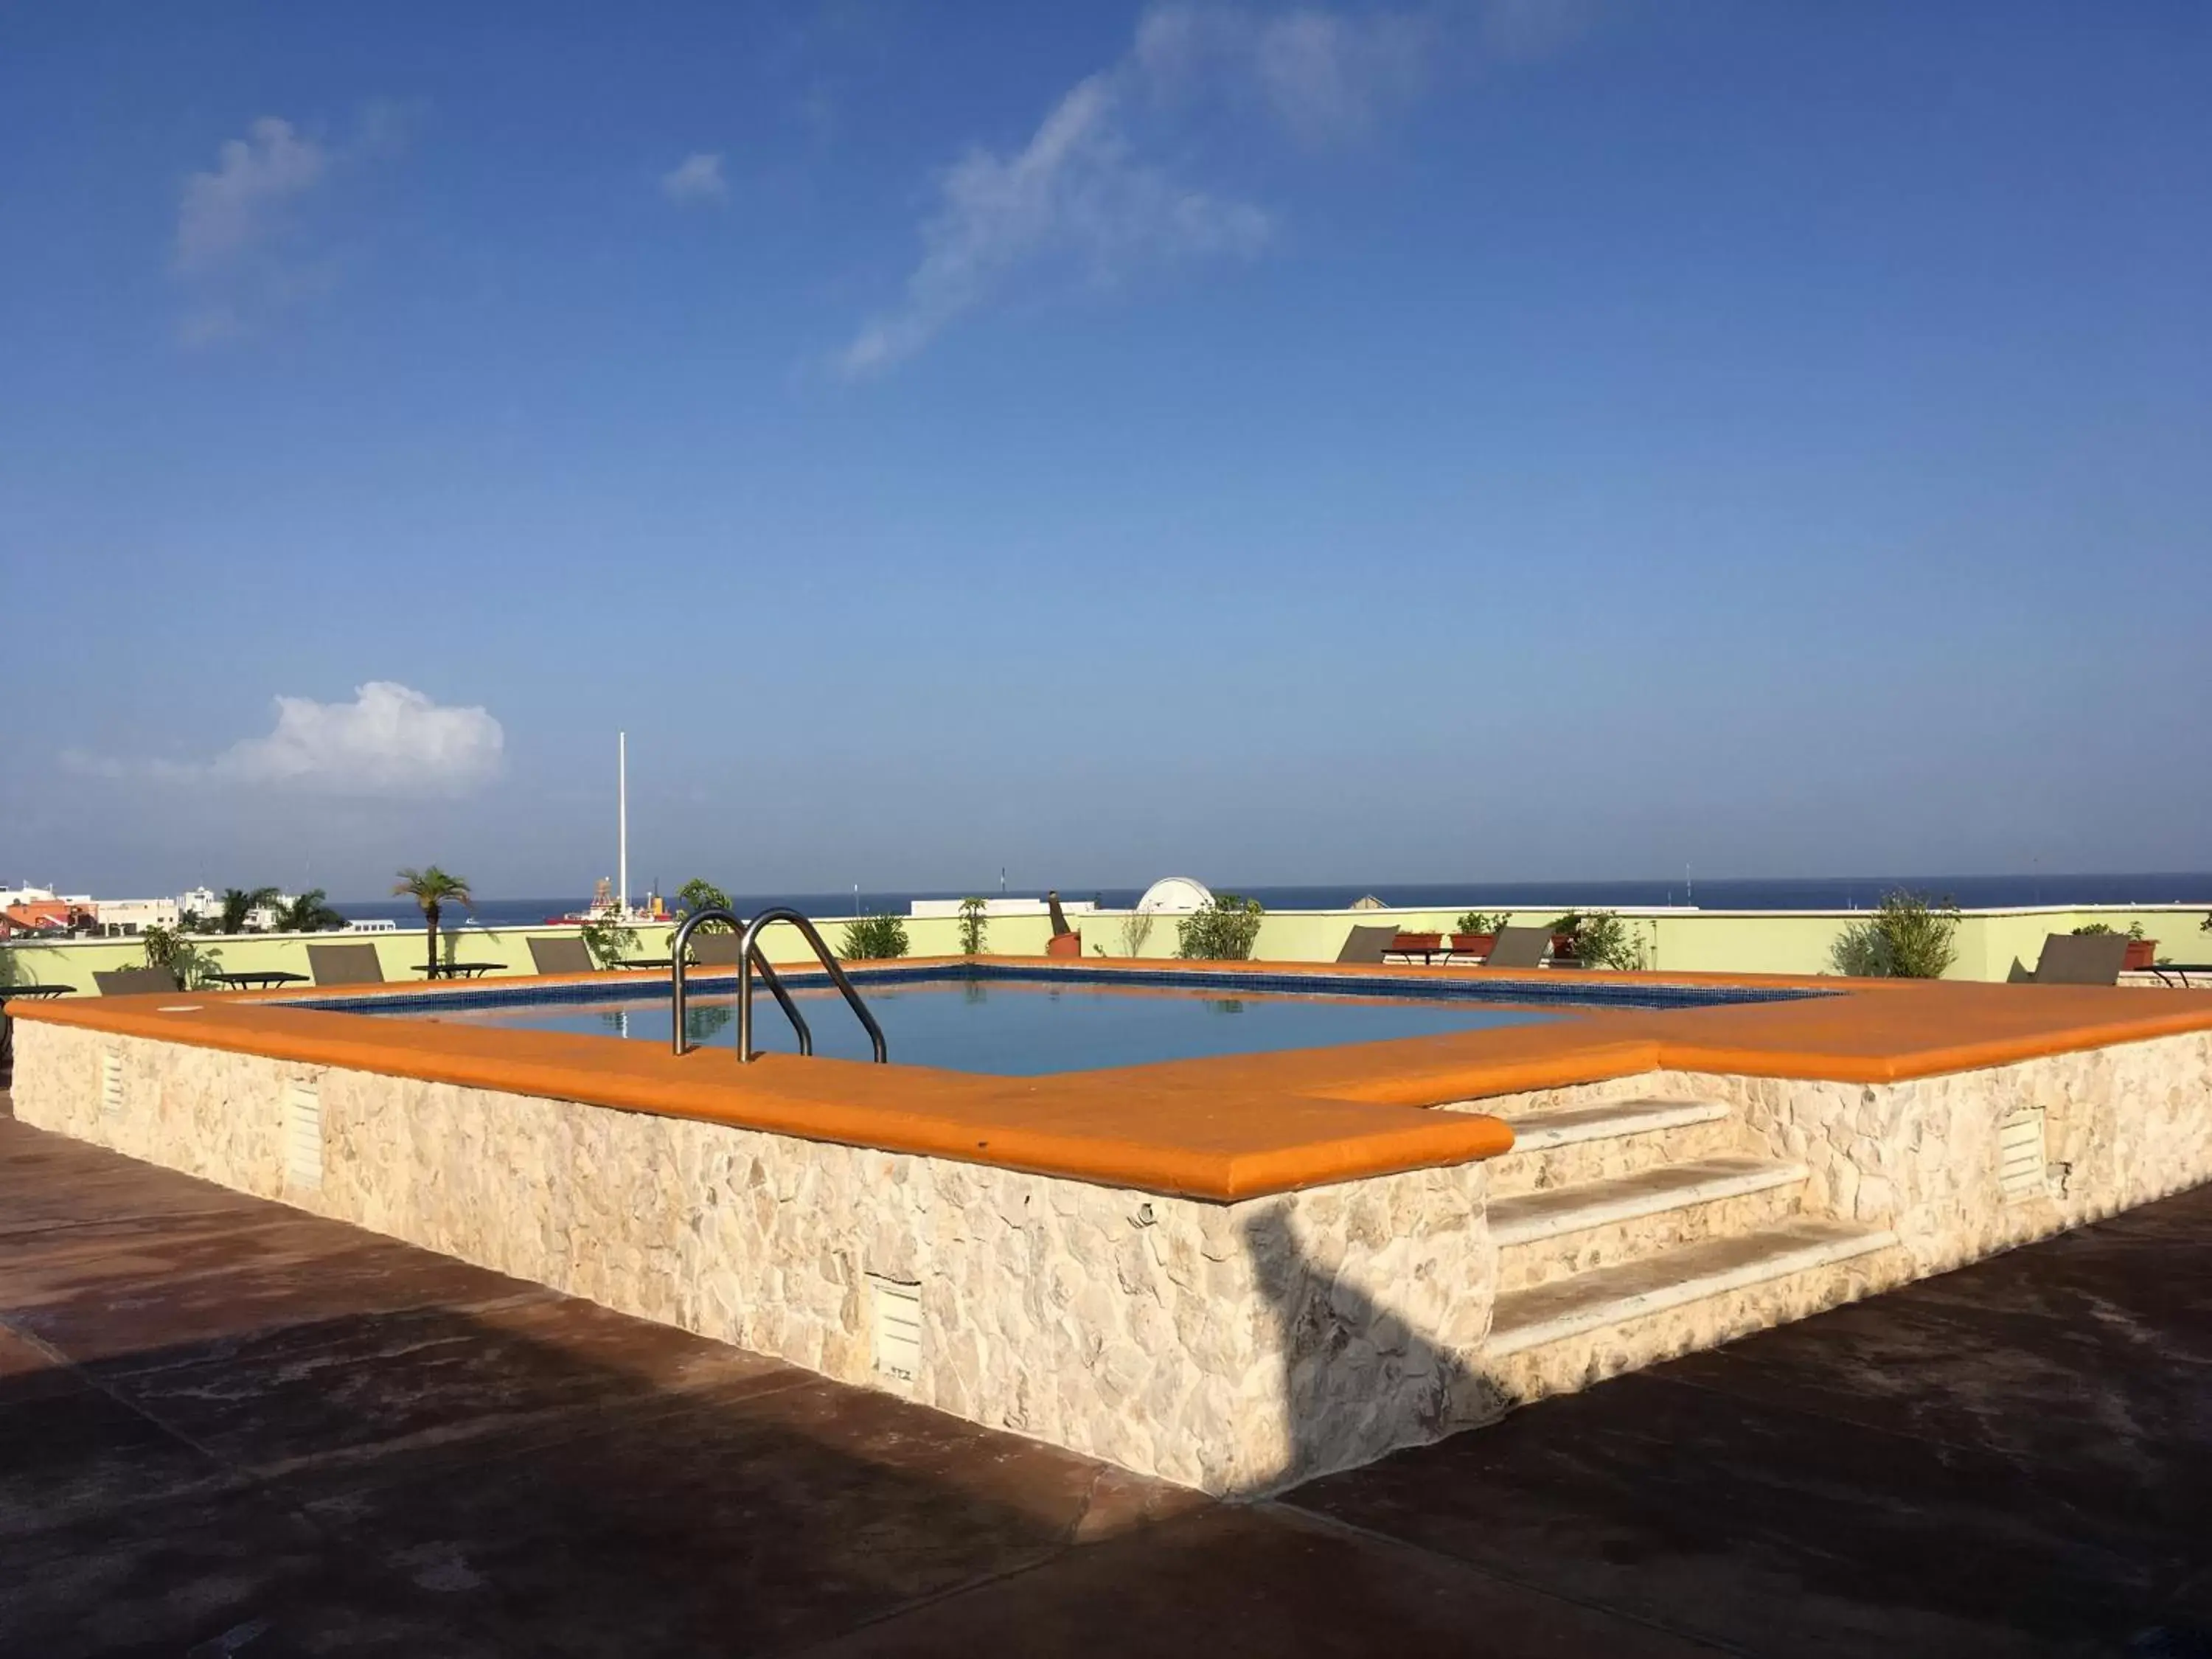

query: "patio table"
xmin=412 ymin=962 xmax=502 ymax=980
xmin=209 ymin=970 xmax=310 ymax=990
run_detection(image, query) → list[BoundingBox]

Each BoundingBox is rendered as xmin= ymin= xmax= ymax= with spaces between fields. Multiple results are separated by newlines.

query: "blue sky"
xmin=3 ymin=1 xmax=2207 ymax=899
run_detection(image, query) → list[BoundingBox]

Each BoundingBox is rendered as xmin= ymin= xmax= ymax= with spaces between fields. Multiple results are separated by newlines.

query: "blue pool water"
xmin=335 ymin=966 xmax=1821 ymax=1077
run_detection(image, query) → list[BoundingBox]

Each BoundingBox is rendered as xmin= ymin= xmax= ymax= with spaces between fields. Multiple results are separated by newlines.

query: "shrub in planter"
xmin=839 ymin=913 xmax=910 ymax=961
xmin=1453 ymin=911 xmax=1509 ymax=954
xmin=1829 ymin=890 xmax=1960 ymax=979
xmin=1575 ymin=916 xmax=1646 ymax=969
xmin=1176 ymin=894 xmax=1265 ymax=961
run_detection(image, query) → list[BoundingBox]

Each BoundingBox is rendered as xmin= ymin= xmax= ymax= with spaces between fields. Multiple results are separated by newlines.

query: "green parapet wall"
xmin=1 ymin=904 xmax=2201 ymax=992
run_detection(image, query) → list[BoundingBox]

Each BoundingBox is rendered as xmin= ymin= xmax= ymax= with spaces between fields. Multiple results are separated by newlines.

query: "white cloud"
xmin=65 ymin=684 xmax=504 ymax=796
xmin=838 ymin=3 xmax=1594 ymax=375
xmin=837 ymin=70 xmax=1270 ymax=377
xmin=174 ymin=117 xmax=327 ymax=274
xmin=1138 ymin=5 xmax=1430 ymax=145
xmin=661 ymin=152 xmax=729 ymax=205
xmin=168 ymin=108 xmax=405 ymax=348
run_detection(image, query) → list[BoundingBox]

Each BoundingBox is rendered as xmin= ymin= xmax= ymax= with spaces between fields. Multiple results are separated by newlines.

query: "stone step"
xmin=1487 ymin=1099 xmax=1740 ymax=1197
xmin=1506 ymin=1098 xmax=1733 ymax=1152
xmin=1492 ymin=1156 xmax=1809 ymax=1291
xmin=1487 ymin=1217 xmax=1897 ymax=1360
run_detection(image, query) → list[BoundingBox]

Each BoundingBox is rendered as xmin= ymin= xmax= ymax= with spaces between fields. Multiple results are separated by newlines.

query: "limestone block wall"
xmin=1454 ymin=1033 xmax=2212 ymax=1279
xmin=12 ymin=1021 xmax=1494 ymax=1496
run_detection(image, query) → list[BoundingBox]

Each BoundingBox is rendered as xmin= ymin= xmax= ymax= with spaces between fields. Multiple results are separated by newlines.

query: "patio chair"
xmin=1480 ymin=925 xmax=1554 ymax=970
xmin=1336 ymin=924 xmax=1401 ymax=965
xmin=2027 ymin=933 xmax=2129 ymax=986
xmin=687 ymin=931 xmax=742 ymax=967
xmin=93 ymin=967 xmax=180 ymax=996
xmin=527 ymin=936 xmax=597 ymax=975
xmin=306 ymin=943 xmax=386 ymax=987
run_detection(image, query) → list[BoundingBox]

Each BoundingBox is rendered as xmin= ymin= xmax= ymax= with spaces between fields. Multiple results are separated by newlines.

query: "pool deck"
xmin=4 ymin=1105 xmax=2208 ymax=1656
xmin=17 ymin=959 xmax=2212 ymax=1200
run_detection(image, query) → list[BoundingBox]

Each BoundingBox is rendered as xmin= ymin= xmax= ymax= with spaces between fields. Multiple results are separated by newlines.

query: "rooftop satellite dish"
xmin=1135 ymin=876 xmax=1214 ymax=914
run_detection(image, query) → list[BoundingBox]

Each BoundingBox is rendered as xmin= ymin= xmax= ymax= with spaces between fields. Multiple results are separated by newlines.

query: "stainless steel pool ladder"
xmin=668 ymin=907 xmax=888 ymax=1064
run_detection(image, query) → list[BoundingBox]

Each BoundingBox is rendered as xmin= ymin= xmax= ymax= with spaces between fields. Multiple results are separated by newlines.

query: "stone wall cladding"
xmin=1446 ymin=1034 xmax=2212 ymax=1284
xmin=18 ymin=1021 xmax=2212 ymax=1492
xmin=12 ymin=1022 xmax=1494 ymax=1497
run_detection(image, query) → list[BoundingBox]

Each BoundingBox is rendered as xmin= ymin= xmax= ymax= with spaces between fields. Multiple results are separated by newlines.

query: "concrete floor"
xmin=2 ymin=1107 xmax=2209 ymax=1658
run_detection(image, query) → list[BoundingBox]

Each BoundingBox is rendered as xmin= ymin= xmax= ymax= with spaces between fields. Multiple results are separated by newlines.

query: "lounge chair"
xmin=1480 ymin=926 xmax=1554 ymax=970
xmin=527 ymin=936 xmax=597 ymax=975
xmin=1382 ymin=931 xmax=1446 ymax=965
xmin=687 ymin=931 xmax=742 ymax=967
xmin=93 ymin=967 xmax=180 ymax=996
xmin=2027 ymin=933 xmax=2129 ymax=986
xmin=1336 ymin=924 xmax=1401 ymax=965
xmin=306 ymin=943 xmax=386 ymax=987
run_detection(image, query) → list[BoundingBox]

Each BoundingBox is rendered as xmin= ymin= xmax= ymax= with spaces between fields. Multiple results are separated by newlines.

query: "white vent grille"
xmin=869 ymin=1275 xmax=922 ymax=1392
xmin=284 ymin=1081 xmax=324 ymax=1190
xmin=1997 ymin=1107 xmax=2047 ymax=1203
xmin=100 ymin=1050 xmax=123 ymax=1119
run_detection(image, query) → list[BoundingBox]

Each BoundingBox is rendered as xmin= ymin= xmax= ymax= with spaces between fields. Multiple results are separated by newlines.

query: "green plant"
xmin=278 ymin=888 xmax=347 ymax=932
xmin=142 ymin=925 xmax=219 ymax=990
xmin=578 ymin=911 xmax=640 ymax=969
xmin=2072 ymin=921 xmax=2143 ymax=939
xmin=1570 ymin=911 xmax=1646 ymax=971
xmin=1455 ymin=911 xmax=1510 ymax=935
xmin=393 ymin=866 xmax=474 ymax=978
xmin=1118 ymin=908 xmax=1157 ymax=956
xmin=956 ymin=897 xmax=989 ymax=956
xmin=839 ymin=913 xmax=910 ymax=961
xmin=219 ymin=886 xmax=283 ymax=934
xmin=177 ymin=908 xmax=210 ymax=933
xmin=675 ymin=878 xmax=734 ymax=930
xmin=1829 ymin=890 xmax=1960 ymax=979
xmin=1175 ymin=894 xmax=1265 ymax=961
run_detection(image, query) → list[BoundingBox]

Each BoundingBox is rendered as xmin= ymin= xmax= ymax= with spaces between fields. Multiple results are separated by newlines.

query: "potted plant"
xmin=1451 ymin=911 xmax=1509 ymax=957
xmin=1548 ymin=912 xmax=1583 ymax=964
xmin=2078 ymin=919 xmax=2158 ymax=970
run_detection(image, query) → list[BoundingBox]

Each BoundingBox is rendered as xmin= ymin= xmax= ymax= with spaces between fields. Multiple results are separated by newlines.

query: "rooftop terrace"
xmin=4 ymin=1102 xmax=2208 ymax=1656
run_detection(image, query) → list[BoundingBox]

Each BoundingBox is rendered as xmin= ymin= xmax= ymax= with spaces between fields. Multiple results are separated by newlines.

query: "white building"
xmin=94 ymin=897 xmax=181 ymax=936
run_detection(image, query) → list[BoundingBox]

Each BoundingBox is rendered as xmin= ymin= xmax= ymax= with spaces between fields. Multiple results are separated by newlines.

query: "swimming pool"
xmin=330 ymin=964 xmax=1823 ymax=1077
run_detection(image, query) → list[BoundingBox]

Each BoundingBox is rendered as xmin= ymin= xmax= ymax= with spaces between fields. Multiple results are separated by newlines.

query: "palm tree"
xmin=278 ymin=888 xmax=347 ymax=933
xmin=220 ymin=886 xmax=283 ymax=934
xmin=393 ymin=866 xmax=473 ymax=978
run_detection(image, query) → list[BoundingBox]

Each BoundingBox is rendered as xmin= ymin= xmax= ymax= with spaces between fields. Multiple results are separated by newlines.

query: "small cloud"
xmin=168 ymin=107 xmax=403 ymax=347
xmin=66 ymin=683 xmax=504 ymax=796
xmin=839 ymin=3 xmax=1597 ymax=376
xmin=837 ymin=74 xmax=1269 ymax=377
xmin=1138 ymin=4 xmax=1430 ymax=146
xmin=174 ymin=117 xmax=327 ymax=275
xmin=661 ymin=152 xmax=728 ymax=205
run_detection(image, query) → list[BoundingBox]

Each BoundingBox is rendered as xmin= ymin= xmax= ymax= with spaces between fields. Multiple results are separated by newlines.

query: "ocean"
xmin=331 ymin=874 xmax=2212 ymax=929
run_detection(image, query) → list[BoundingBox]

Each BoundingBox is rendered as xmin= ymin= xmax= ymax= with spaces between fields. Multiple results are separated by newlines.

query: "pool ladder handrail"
xmin=738 ymin=908 xmax=888 ymax=1065
xmin=667 ymin=906 xmax=888 ymax=1065
xmin=668 ymin=908 xmax=813 ymax=1058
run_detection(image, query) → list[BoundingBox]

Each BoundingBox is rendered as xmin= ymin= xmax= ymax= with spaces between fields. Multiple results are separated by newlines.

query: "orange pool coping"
xmin=17 ymin=959 xmax=2212 ymax=1202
